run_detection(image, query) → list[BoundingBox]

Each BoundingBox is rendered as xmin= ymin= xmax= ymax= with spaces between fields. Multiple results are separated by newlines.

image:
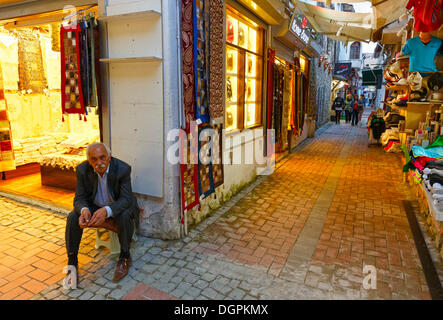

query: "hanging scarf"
xmin=193 ymin=0 xmax=210 ymax=124
xmin=0 ymin=63 xmax=15 ymax=173
xmin=60 ymin=24 xmax=86 ymax=120
xmin=181 ymin=0 xmax=195 ymax=130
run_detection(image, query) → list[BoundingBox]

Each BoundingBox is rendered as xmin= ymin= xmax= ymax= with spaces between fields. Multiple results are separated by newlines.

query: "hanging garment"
xmin=212 ymin=123 xmax=224 ymax=188
xmin=89 ymin=17 xmax=99 ymax=108
xmin=79 ymin=19 xmax=91 ymax=109
xmin=407 ymin=0 xmax=442 ymax=32
xmin=60 ymin=24 xmax=86 ymax=119
xmin=193 ymin=0 xmax=210 ymax=124
xmin=291 ymin=69 xmax=299 ymax=135
xmin=181 ymin=0 xmax=195 ymax=130
xmin=92 ymin=17 xmax=102 ymax=115
xmin=16 ymin=29 xmax=47 ymax=93
xmin=180 ymin=129 xmax=200 ymax=214
xmin=281 ymin=67 xmax=292 ymax=150
xmin=197 ymin=124 xmax=215 ymax=199
xmin=266 ymin=48 xmax=276 ymax=131
xmin=0 ymin=63 xmax=15 ymax=173
xmin=208 ymin=0 xmax=225 ymax=123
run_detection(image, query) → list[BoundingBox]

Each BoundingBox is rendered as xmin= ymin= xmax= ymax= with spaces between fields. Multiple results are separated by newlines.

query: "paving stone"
xmin=108 ymin=289 xmax=126 ymax=300
xmin=79 ymin=291 xmax=94 ymax=300
xmin=228 ymin=288 xmax=245 ymax=300
xmin=201 ymin=287 xmax=218 ymax=299
xmin=194 ymin=280 xmax=209 ymax=290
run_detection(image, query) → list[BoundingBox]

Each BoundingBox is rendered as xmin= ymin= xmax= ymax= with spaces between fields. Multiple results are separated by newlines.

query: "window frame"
xmin=225 ymin=6 xmax=265 ymax=133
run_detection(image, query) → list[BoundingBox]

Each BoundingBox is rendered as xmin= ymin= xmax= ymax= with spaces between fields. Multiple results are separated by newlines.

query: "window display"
xmin=225 ymin=7 xmax=263 ymax=131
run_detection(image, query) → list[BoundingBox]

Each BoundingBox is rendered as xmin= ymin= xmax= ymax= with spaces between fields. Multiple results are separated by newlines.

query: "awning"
xmin=294 ymin=0 xmax=408 ymax=43
xmin=362 ymin=68 xmax=383 ymax=88
xmin=236 ymin=0 xmax=285 ymax=25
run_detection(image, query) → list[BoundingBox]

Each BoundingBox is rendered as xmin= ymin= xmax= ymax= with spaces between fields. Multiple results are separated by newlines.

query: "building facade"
xmin=0 ymin=0 xmax=334 ymax=239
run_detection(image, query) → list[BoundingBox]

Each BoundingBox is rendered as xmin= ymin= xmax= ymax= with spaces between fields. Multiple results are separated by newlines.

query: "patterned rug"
xmin=197 ymin=124 xmax=215 ymax=199
xmin=212 ymin=123 xmax=224 ymax=188
xmin=181 ymin=0 xmax=195 ymax=130
xmin=208 ymin=0 xmax=225 ymax=124
xmin=193 ymin=0 xmax=210 ymax=124
xmin=180 ymin=129 xmax=199 ymax=215
xmin=60 ymin=24 xmax=86 ymax=119
xmin=16 ymin=29 xmax=47 ymax=94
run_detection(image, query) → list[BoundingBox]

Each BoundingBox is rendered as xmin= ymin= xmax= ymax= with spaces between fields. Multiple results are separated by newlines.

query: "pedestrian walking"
xmin=332 ymin=92 xmax=344 ymax=125
xmin=358 ymin=94 xmax=365 ymax=124
xmin=351 ymin=94 xmax=359 ymax=126
xmin=343 ymin=94 xmax=352 ymax=123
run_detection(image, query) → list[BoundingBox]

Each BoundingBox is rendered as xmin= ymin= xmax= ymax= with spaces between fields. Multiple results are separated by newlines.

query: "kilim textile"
xmin=17 ymin=29 xmax=47 ymax=94
xmin=0 ymin=63 xmax=15 ymax=172
xmin=212 ymin=123 xmax=224 ymax=188
xmin=60 ymin=24 xmax=86 ymax=117
xmin=193 ymin=0 xmax=210 ymax=124
xmin=208 ymin=0 xmax=225 ymax=123
xmin=180 ymin=129 xmax=199 ymax=214
xmin=181 ymin=0 xmax=195 ymax=130
xmin=197 ymin=124 xmax=215 ymax=199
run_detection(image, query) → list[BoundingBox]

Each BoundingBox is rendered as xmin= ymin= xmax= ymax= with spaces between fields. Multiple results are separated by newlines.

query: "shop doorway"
xmin=0 ymin=6 xmax=101 ymax=210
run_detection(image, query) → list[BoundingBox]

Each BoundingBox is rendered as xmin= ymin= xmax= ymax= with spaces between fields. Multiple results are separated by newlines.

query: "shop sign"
xmin=289 ymin=10 xmax=312 ymax=45
xmin=333 ymin=62 xmax=352 ymax=79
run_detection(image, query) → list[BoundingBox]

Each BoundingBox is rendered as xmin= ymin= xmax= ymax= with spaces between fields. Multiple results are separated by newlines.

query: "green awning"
xmin=362 ymin=69 xmax=383 ymax=87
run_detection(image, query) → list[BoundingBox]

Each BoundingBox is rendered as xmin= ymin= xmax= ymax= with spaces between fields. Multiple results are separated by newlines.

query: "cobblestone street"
xmin=1 ymin=113 xmax=443 ymax=300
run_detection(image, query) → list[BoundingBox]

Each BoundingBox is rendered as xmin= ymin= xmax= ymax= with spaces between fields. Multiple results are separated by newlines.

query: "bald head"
xmin=86 ymin=143 xmax=111 ymax=176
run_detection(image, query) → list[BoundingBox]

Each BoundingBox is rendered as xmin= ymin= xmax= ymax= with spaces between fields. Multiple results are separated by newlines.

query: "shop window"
xmin=226 ymin=7 xmax=264 ymax=132
xmin=350 ymin=42 xmax=361 ymax=60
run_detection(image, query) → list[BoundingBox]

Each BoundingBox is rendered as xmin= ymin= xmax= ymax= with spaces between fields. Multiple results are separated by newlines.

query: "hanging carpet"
xmin=0 ymin=63 xmax=15 ymax=173
xmin=197 ymin=123 xmax=215 ymax=199
xmin=180 ymin=128 xmax=200 ymax=213
xmin=211 ymin=123 xmax=224 ymax=188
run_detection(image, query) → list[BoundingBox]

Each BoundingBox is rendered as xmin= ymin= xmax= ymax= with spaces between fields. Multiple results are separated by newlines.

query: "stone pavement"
xmin=0 ymin=110 xmax=442 ymax=300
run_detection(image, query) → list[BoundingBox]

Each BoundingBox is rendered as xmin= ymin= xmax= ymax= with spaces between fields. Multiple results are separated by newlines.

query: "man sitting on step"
xmin=64 ymin=142 xmax=139 ymax=287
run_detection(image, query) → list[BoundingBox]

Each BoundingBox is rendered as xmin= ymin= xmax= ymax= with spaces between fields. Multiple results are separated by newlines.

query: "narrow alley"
xmin=0 ymin=110 xmax=441 ymax=300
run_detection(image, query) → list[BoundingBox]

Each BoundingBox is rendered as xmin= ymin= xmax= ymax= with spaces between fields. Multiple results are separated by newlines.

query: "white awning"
xmin=294 ymin=0 xmax=408 ymax=42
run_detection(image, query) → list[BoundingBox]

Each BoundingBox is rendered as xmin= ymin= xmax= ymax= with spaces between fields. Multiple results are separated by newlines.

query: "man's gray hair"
xmin=86 ymin=142 xmax=111 ymax=158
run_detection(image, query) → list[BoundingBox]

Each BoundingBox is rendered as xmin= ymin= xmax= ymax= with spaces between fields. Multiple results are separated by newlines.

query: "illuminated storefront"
xmin=225 ymin=5 xmax=264 ymax=132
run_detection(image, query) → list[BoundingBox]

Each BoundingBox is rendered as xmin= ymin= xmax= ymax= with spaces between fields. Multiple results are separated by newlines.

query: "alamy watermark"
xmin=167 ymin=121 xmax=276 ymax=175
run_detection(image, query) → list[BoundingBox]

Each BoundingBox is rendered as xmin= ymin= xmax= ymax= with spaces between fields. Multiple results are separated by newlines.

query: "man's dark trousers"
xmin=66 ymin=205 xmax=134 ymax=264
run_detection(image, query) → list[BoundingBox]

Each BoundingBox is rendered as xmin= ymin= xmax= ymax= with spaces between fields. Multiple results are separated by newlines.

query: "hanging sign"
xmin=333 ymin=62 xmax=352 ymax=79
xmin=289 ymin=9 xmax=313 ymax=45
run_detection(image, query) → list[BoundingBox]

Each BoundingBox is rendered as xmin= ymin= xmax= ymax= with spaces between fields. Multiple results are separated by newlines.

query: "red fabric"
xmin=60 ymin=24 xmax=86 ymax=116
xmin=0 ymin=141 xmax=12 ymax=151
xmin=407 ymin=0 xmax=442 ymax=32
xmin=353 ymin=102 xmax=358 ymax=110
xmin=414 ymin=156 xmax=437 ymax=170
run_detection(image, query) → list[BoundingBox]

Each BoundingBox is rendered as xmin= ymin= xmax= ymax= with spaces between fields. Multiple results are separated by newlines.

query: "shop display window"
xmin=225 ymin=7 xmax=263 ymax=132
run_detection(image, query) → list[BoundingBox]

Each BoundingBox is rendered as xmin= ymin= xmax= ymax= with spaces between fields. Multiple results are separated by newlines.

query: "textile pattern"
xmin=197 ymin=124 xmax=215 ymax=199
xmin=212 ymin=123 xmax=224 ymax=188
xmin=181 ymin=0 xmax=195 ymax=130
xmin=60 ymin=25 xmax=86 ymax=117
xmin=208 ymin=0 xmax=225 ymax=123
xmin=193 ymin=0 xmax=210 ymax=124
xmin=180 ymin=129 xmax=199 ymax=213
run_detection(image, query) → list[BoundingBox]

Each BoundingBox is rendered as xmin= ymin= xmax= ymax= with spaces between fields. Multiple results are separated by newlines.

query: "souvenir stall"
xmin=379 ymin=0 xmax=443 ymax=258
xmin=0 ymin=5 xmax=101 ymax=206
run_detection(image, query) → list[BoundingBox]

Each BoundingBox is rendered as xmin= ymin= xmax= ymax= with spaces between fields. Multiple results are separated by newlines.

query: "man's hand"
xmin=88 ymin=207 xmax=108 ymax=228
xmin=79 ymin=208 xmax=91 ymax=229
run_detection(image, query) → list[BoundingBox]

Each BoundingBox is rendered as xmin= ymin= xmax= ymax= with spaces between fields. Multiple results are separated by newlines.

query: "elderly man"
xmin=65 ymin=142 xmax=139 ymax=285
